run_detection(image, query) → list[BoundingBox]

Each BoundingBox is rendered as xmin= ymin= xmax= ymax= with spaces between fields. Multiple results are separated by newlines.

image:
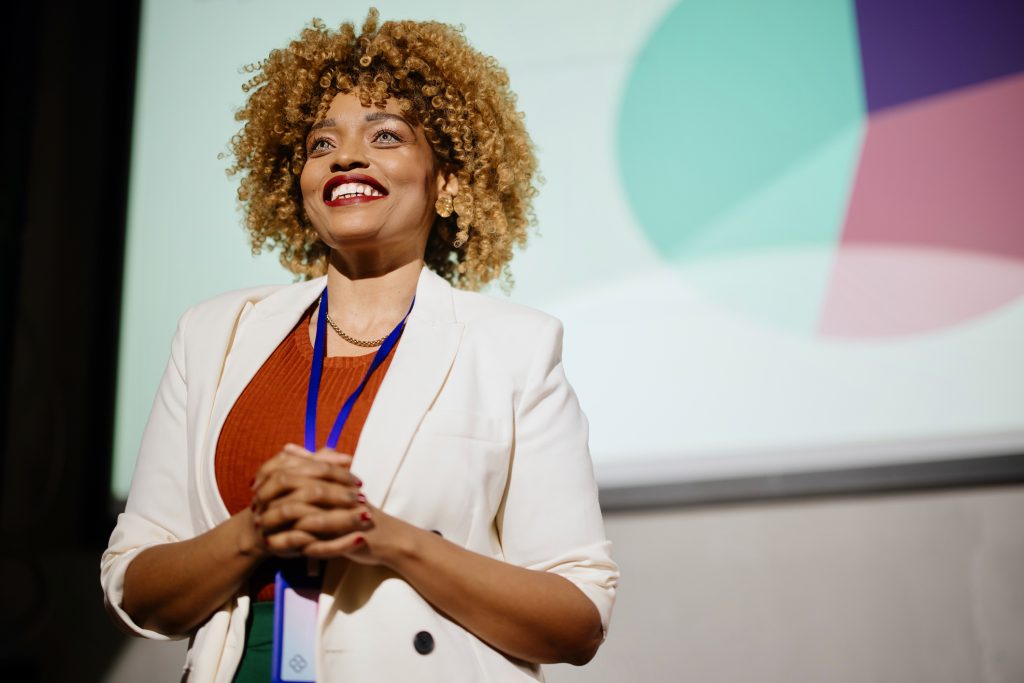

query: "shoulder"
xmin=177 ymin=278 xmax=320 ymax=331
xmin=418 ymin=267 xmax=564 ymax=351
xmin=445 ymin=287 xmax=566 ymax=382
xmin=451 ymin=287 xmax=564 ymax=346
xmin=183 ymin=280 xmax=301 ymax=317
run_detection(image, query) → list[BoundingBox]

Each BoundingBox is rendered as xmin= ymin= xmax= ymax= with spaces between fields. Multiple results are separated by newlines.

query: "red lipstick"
xmin=322 ymin=174 xmax=388 ymax=207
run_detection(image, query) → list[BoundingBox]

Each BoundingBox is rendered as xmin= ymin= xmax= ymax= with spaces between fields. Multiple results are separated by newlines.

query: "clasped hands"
xmin=247 ymin=443 xmax=398 ymax=563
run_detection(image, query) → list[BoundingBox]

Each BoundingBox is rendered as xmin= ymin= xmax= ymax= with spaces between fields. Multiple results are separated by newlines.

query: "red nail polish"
xmin=353 ymin=536 xmax=365 ymax=546
xmin=360 ymin=511 xmax=372 ymax=522
xmin=356 ymin=493 xmax=367 ymax=504
xmin=354 ymin=478 xmax=363 ymax=488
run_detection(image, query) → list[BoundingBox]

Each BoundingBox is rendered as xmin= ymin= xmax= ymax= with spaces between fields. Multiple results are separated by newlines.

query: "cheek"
xmin=388 ymin=148 xmax=437 ymax=188
xmin=299 ymin=167 xmax=316 ymax=198
xmin=298 ymin=168 xmax=323 ymax=226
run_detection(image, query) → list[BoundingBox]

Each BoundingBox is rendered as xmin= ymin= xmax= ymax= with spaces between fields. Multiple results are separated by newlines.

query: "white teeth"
xmin=330 ymin=182 xmax=383 ymax=200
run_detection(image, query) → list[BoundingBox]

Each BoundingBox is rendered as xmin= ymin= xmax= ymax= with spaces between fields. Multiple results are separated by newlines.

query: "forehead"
xmin=311 ymin=91 xmax=415 ymax=130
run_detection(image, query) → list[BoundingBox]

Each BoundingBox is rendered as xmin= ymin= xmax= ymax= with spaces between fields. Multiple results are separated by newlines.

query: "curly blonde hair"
xmin=227 ymin=9 xmax=539 ymax=290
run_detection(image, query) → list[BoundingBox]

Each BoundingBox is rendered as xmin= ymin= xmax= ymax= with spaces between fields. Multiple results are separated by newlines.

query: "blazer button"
xmin=414 ymin=630 xmax=435 ymax=655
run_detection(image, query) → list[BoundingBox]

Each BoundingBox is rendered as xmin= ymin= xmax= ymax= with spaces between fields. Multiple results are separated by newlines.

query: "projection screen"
xmin=112 ymin=0 xmax=1024 ymax=505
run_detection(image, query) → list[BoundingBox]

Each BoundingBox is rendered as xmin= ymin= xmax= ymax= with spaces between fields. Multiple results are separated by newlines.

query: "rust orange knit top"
xmin=215 ymin=302 xmax=398 ymax=601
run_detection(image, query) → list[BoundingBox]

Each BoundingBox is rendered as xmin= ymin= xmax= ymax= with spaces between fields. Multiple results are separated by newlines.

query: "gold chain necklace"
xmin=324 ymin=311 xmax=388 ymax=347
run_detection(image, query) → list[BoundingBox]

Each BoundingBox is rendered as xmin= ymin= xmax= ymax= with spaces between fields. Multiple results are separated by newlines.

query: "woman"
xmin=101 ymin=10 xmax=618 ymax=682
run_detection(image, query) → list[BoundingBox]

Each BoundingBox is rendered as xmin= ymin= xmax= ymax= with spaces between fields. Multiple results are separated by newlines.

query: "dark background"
xmin=1 ymin=0 xmax=140 ymax=680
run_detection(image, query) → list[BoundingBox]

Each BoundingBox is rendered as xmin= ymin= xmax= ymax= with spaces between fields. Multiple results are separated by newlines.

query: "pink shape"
xmin=818 ymin=245 xmax=1024 ymax=337
xmin=841 ymin=72 xmax=1024 ymax=258
xmin=819 ymin=72 xmax=1024 ymax=337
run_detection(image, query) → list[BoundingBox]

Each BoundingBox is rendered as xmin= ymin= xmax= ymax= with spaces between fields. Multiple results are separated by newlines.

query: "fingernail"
xmin=353 ymin=536 xmax=365 ymax=546
xmin=356 ymin=493 xmax=367 ymax=504
xmin=354 ymin=477 xmax=363 ymax=488
xmin=360 ymin=511 xmax=372 ymax=522
xmin=248 ymin=477 xmax=255 ymax=487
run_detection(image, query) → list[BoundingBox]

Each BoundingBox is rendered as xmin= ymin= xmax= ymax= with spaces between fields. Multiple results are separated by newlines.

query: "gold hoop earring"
xmin=435 ymin=194 xmax=454 ymax=218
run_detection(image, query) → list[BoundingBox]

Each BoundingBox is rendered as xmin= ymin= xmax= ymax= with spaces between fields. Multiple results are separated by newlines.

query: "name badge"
xmin=272 ymin=563 xmax=320 ymax=683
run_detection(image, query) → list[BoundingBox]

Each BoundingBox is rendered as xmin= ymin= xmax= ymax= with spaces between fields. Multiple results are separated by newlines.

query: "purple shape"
xmin=855 ymin=0 xmax=1024 ymax=112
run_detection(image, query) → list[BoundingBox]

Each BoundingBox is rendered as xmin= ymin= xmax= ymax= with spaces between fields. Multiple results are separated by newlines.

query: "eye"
xmin=308 ymin=136 xmax=332 ymax=154
xmin=372 ymin=128 xmax=404 ymax=144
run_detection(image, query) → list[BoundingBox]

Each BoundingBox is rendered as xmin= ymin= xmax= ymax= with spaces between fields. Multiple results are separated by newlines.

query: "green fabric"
xmin=232 ymin=601 xmax=274 ymax=683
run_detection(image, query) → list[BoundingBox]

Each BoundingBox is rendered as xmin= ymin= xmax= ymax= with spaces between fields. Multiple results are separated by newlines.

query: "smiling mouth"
xmin=322 ymin=174 xmax=388 ymax=206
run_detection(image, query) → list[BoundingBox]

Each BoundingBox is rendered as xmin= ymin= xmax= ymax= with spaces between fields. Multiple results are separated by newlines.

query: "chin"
xmin=318 ymin=223 xmax=385 ymax=246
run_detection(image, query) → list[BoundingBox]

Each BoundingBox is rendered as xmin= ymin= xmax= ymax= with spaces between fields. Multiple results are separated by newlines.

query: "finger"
xmin=255 ymin=465 xmax=362 ymax=505
xmin=282 ymin=442 xmax=313 ymax=457
xmin=264 ymin=481 xmax=364 ymax=513
xmin=252 ymin=452 xmax=314 ymax=491
xmin=304 ymin=532 xmax=368 ymax=559
xmin=261 ymin=455 xmax=360 ymax=488
xmin=251 ymin=443 xmax=350 ymax=490
xmin=310 ymin=447 xmax=354 ymax=467
xmin=253 ymin=468 xmax=313 ymax=506
xmin=292 ymin=506 xmax=374 ymax=537
xmin=263 ymin=528 xmax=320 ymax=558
xmin=253 ymin=446 xmax=356 ymax=490
xmin=257 ymin=500 xmax=326 ymax=534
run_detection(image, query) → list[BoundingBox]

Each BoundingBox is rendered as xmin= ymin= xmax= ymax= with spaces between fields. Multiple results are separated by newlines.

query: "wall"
xmin=550 ymin=484 xmax=1024 ymax=682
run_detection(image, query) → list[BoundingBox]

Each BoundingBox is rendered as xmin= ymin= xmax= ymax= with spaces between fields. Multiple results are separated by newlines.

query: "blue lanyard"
xmin=304 ymin=286 xmax=413 ymax=452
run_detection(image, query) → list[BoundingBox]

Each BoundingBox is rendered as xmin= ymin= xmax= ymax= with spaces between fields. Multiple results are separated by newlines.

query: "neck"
xmin=321 ymin=251 xmax=422 ymax=336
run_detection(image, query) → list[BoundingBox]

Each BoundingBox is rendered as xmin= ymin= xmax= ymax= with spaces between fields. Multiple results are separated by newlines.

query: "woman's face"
xmin=299 ymin=91 xmax=455 ymax=264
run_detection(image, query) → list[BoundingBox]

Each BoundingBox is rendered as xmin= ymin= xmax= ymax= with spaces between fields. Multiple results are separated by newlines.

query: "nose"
xmin=329 ymin=136 xmax=369 ymax=172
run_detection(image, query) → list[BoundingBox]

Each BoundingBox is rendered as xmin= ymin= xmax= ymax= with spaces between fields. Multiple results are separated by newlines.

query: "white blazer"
xmin=101 ymin=265 xmax=618 ymax=682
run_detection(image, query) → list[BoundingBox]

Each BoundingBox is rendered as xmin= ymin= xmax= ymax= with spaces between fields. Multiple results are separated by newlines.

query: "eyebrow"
xmin=308 ymin=112 xmax=415 ymax=134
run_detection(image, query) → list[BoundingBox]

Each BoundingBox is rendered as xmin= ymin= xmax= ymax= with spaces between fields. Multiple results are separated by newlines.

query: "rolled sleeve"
xmin=496 ymin=317 xmax=619 ymax=635
xmin=100 ymin=308 xmax=196 ymax=639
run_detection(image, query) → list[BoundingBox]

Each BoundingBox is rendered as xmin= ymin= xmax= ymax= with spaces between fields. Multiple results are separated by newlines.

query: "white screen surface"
xmin=113 ymin=0 xmax=1024 ymax=499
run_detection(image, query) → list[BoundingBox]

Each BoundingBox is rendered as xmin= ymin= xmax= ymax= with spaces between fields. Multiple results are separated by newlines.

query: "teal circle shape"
xmin=618 ymin=0 xmax=865 ymax=265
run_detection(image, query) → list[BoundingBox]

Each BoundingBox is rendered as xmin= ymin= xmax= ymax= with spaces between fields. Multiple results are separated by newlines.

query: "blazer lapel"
xmin=195 ymin=266 xmax=462 ymax=525
xmin=352 ymin=267 xmax=464 ymax=507
xmin=197 ymin=276 xmax=328 ymax=524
